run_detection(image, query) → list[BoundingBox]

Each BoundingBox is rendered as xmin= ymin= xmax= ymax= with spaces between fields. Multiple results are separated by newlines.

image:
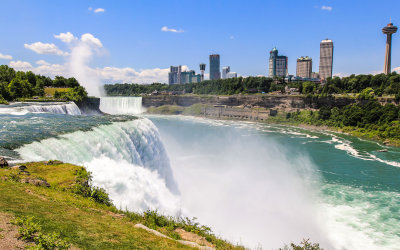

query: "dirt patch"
xmin=0 ymin=212 xmax=29 ymax=249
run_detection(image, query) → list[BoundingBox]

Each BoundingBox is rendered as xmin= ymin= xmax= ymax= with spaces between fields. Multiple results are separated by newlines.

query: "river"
xmin=1 ymin=97 xmax=399 ymax=249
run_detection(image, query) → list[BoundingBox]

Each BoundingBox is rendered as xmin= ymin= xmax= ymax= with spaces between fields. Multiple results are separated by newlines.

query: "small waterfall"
xmin=25 ymin=102 xmax=82 ymax=115
xmin=16 ymin=118 xmax=180 ymax=215
xmin=99 ymin=97 xmax=144 ymax=115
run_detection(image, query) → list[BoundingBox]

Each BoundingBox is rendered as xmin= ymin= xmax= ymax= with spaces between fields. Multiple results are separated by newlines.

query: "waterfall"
xmin=99 ymin=97 xmax=144 ymax=115
xmin=16 ymin=118 xmax=180 ymax=215
xmin=25 ymin=102 xmax=82 ymax=115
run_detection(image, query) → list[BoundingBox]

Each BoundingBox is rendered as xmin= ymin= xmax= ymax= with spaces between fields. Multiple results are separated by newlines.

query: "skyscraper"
xmin=222 ymin=66 xmax=230 ymax=79
xmin=269 ymin=48 xmax=288 ymax=77
xmin=382 ymin=22 xmax=398 ymax=75
xmin=319 ymin=39 xmax=334 ymax=80
xmin=168 ymin=65 xmax=182 ymax=84
xmin=209 ymin=54 xmax=221 ymax=80
xmin=296 ymin=56 xmax=312 ymax=78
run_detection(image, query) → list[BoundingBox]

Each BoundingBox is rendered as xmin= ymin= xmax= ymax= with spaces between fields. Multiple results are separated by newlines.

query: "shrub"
xmin=72 ymin=167 xmax=112 ymax=206
xmin=11 ymin=216 xmax=70 ymax=250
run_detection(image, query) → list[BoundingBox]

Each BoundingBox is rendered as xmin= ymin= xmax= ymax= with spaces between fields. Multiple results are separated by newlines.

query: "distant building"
xmin=199 ymin=63 xmax=206 ymax=81
xmin=319 ymin=39 xmax=334 ymax=80
xmin=169 ymin=66 xmax=201 ymax=84
xmin=226 ymin=72 xmax=237 ymax=78
xmin=296 ymin=56 xmax=312 ymax=78
xmin=210 ymin=54 xmax=221 ymax=80
xmin=269 ymin=48 xmax=288 ymax=77
xmin=311 ymin=72 xmax=320 ymax=79
xmin=168 ymin=66 xmax=182 ymax=84
xmin=222 ymin=66 xmax=230 ymax=79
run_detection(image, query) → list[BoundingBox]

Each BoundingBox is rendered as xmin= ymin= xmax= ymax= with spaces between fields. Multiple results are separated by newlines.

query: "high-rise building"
xmin=209 ymin=54 xmax=221 ymax=80
xmin=382 ymin=22 xmax=398 ymax=75
xmin=199 ymin=63 xmax=206 ymax=82
xmin=269 ymin=48 xmax=288 ymax=77
xmin=222 ymin=66 xmax=230 ymax=79
xmin=169 ymin=66 xmax=201 ymax=84
xmin=168 ymin=65 xmax=182 ymax=84
xmin=296 ymin=56 xmax=312 ymax=78
xmin=319 ymin=39 xmax=334 ymax=80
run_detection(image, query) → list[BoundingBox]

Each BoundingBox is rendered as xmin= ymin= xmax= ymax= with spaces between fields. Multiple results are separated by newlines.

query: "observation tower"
xmin=382 ymin=22 xmax=398 ymax=75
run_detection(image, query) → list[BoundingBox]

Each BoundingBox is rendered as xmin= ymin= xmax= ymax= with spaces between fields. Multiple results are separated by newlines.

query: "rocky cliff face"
xmin=142 ymin=95 xmax=359 ymax=111
xmin=76 ymin=97 xmax=103 ymax=115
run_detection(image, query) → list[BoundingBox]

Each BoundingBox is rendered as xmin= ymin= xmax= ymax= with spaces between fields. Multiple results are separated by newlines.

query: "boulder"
xmin=0 ymin=157 xmax=8 ymax=168
xmin=11 ymin=165 xmax=27 ymax=171
xmin=20 ymin=178 xmax=50 ymax=188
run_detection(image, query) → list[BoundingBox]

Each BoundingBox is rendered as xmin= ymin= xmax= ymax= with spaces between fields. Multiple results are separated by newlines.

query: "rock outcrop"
xmin=0 ymin=157 xmax=8 ymax=168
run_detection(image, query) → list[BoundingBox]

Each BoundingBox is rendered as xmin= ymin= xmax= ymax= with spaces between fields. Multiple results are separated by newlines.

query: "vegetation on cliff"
xmin=0 ymin=161 xmax=242 ymax=249
xmin=105 ymin=73 xmax=400 ymax=98
xmin=0 ymin=65 xmax=87 ymax=103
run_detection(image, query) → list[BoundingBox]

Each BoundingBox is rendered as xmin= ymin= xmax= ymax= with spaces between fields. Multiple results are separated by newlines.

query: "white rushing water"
xmin=24 ymin=102 xmax=82 ymax=115
xmin=99 ymin=97 xmax=144 ymax=115
xmin=16 ymin=118 xmax=181 ymax=215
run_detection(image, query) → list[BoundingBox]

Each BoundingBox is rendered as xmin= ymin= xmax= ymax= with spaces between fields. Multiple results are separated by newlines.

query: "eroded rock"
xmin=0 ymin=157 xmax=8 ymax=168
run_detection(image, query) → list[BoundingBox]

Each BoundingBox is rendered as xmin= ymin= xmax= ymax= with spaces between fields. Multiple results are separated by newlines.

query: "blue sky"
xmin=0 ymin=0 xmax=399 ymax=85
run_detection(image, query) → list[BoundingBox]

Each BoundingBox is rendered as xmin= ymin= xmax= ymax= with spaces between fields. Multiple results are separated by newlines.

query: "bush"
xmin=11 ymin=216 xmax=70 ymax=250
xmin=72 ymin=167 xmax=112 ymax=206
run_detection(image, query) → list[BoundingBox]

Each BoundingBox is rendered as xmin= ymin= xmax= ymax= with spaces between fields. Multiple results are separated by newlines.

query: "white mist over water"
xmin=99 ymin=97 xmax=145 ymax=114
xmin=153 ymin=118 xmax=332 ymax=248
xmin=68 ymin=33 xmax=104 ymax=97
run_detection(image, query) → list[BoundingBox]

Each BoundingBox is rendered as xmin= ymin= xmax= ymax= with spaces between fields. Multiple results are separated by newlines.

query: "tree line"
xmin=104 ymin=77 xmax=275 ymax=96
xmin=0 ymin=65 xmax=87 ymax=103
xmin=104 ymin=72 xmax=400 ymax=98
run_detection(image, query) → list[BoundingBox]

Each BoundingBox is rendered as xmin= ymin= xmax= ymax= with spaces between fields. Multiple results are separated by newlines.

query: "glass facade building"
xmin=209 ymin=54 xmax=221 ymax=80
xmin=269 ymin=48 xmax=288 ymax=77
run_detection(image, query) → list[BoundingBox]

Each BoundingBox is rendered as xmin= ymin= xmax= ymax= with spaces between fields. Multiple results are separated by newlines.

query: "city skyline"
xmin=0 ymin=0 xmax=398 ymax=84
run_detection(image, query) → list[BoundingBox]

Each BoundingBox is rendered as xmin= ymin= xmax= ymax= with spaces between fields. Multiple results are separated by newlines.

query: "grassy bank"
xmin=0 ymin=161 xmax=241 ymax=249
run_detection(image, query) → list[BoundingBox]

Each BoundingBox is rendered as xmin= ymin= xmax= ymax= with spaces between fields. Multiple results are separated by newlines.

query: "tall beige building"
xmin=296 ymin=56 xmax=312 ymax=78
xmin=319 ymin=39 xmax=334 ymax=79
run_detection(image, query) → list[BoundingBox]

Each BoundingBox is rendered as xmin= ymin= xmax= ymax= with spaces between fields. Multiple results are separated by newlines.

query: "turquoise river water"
xmin=0 ymin=98 xmax=399 ymax=249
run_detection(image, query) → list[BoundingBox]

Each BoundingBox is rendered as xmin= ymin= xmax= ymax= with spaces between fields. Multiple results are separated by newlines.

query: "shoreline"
xmin=145 ymin=105 xmax=398 ymax=148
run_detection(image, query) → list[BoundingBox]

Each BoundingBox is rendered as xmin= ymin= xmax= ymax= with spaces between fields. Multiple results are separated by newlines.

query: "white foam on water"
xmin=24 ymin=102 xmax=81 ymax=115
xmin=100 ymin=97 xmax=145 ymax=115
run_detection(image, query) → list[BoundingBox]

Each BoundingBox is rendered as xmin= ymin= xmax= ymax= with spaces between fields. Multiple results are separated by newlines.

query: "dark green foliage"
xmin=281 ymin=239 xmax=323 ymax=250
xmin=104 ymin=77 xmax=273 ymax=96
xmin=54 ymin=86 xmax=88 ymax=102
xmin=11 ymin=216 xmax=71 ymax=249
xmin=286 ymin=100 xmax=400 ymax=140
xmin=0 ymin=65 xmax=87 ymax=102
xmin=72 ymin=168 xmax=112 ymax=206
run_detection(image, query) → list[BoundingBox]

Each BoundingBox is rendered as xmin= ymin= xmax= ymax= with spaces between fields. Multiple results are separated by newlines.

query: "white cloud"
xmin=9 ymin=61 xmax=33 ymax=71
xmin=229 ymin=35 xmax=235 ymax=40
xmin=321 ymin=5 xmax=333 ymax=11
xmin=54 ymin=32 xmax=77 ymax=43
xmin=94 ymin=8 xmax=105 ymax=13
xmin=0 ymin=53 xmax=12 ymax=60
xmin=161 ymin=26 xmax=184 ymax=33
xmin=36 ymin=60 xmax=50 ymax=66
xmin=24 ymin=42 xmax=68 ymax=56
xmin=81 ymin=33 xmax=103 ymax=48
